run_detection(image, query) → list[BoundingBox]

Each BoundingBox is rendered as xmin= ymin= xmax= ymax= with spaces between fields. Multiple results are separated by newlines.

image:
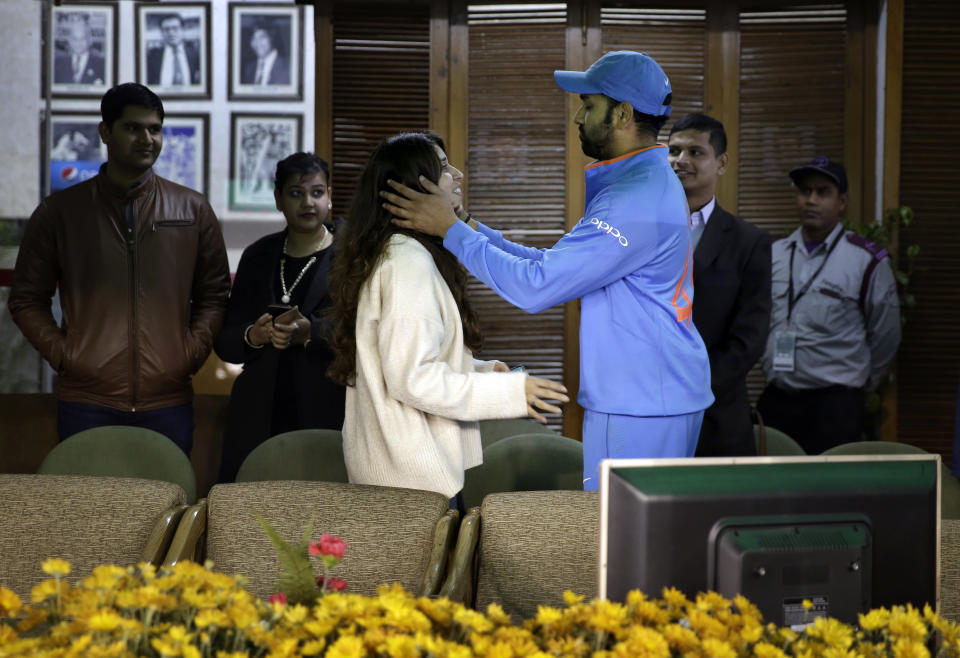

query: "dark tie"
xmin=173 ymin=46 xmax=183 ymax=85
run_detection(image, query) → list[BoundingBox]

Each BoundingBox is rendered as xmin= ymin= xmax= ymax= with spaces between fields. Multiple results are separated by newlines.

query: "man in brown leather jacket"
xmin=8 ymin=83 xmax=230 ymax=454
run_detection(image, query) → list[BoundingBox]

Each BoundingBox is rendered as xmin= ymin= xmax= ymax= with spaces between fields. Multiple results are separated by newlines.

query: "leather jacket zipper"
xmin=126 ymin=201 xmax=139 ymax=411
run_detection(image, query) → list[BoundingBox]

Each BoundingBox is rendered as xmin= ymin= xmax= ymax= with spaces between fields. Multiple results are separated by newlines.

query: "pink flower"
xmin=316 ymin=575 xmax=348 ymax=592
xmin=315 ymin=533 xmax=348 ymax=559
xmin=327 ymin=577 xmax=348 ymax=592
xmin=269 ymin=592 xmax=287 ymax=605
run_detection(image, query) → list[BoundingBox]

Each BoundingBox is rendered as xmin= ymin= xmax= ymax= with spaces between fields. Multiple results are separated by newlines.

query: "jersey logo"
xmin=588 ymin=217 xmax=629 ymax=246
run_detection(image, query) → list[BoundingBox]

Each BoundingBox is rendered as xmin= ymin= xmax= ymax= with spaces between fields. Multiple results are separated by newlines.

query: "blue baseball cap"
xmin=554 ymin=51 xmax=672 ymax=117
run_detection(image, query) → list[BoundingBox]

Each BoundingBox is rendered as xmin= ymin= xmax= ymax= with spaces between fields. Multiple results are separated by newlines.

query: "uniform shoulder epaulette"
xmin=845 ymin=232 xmax=889 ymax=260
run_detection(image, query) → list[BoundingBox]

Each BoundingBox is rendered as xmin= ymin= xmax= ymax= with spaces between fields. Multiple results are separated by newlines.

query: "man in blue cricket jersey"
xmin=383 ymin=51 xmax=713 ymax=490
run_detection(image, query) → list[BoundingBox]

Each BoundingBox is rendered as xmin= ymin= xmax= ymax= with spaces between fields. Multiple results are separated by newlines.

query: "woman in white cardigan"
xmin=327 ymin=133 xmax=568 ymax=505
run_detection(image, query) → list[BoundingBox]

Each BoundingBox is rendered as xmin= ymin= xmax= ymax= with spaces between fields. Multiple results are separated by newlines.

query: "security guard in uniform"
xmin=757 ymin=156 xmax=901 ymax=454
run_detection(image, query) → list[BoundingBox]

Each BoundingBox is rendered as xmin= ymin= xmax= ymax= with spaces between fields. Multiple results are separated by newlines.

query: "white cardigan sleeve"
xmin=376 ymin=246 xmax=528 ymax=421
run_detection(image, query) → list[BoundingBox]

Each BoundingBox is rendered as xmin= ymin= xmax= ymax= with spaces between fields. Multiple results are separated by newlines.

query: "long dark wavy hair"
xmin=327 ymin=132 xmax=482 ymax=386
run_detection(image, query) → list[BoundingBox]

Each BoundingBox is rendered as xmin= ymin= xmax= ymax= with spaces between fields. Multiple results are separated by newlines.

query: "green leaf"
xmin=254 ymin=510 xmax=319 ymax=606
xmin=902 ymin=293 xmax=916 ymax=308
xmin=899 ymin=206 xmax=914 ymax=225
xmin=894 ymin=269 xmax=909 ymax=286
xmin=906 ymin=244 xmax=920 ymax=258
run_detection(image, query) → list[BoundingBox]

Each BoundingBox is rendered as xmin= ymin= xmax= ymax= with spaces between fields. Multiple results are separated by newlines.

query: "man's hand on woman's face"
xmin=380 ymin=176 xmax=460 ymax=238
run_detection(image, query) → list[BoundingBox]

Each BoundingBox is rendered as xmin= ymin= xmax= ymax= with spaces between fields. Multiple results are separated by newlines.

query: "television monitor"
xmin=599 ymin=455 xmax=940 ymax=627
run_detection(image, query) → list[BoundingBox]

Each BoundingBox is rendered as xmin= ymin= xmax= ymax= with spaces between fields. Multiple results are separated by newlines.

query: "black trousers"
xmin=757 ymin=384 xmax=864 ymax=455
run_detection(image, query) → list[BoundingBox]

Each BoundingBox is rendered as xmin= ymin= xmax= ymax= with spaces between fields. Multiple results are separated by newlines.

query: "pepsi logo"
xmin=60 ymin=167 xmax=78 ymax=181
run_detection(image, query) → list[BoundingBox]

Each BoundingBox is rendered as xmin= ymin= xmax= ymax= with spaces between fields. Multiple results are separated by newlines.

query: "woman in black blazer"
xmin=214 ymin=152 xmax=345 ymax=482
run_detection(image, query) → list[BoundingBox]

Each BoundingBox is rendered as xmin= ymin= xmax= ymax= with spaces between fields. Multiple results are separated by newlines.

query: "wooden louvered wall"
xmin=737 ymin=5 xmax=847 ymax=237
xmin=601 ymin=6 xmax=706 ymax=138
xmin=896 ymin=0 xmax=960 ymax=464
xmin=330 ymin=3 xmax=431 ymax=216
xmin=465 ymin=4 xmax=569 ymax=432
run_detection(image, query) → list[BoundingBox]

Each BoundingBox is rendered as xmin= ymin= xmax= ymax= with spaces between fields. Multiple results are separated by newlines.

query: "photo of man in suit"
xmin=668 ymin=113 xmax=772 ymax=457
xmin=53 ymin=14 xmax=105 ymax=85
xmin=240 ymin=23 xmax=290 ymax=86
xmin=146 ymin=13 xmax=200 ymax=86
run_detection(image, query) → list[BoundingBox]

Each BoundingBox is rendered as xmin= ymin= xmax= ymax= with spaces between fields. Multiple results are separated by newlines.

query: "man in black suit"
xmin=146 ymin=13 xmax=200 ymax=86
xmin=241 ymin=25 xmax=290 ymax=86
xmin=53 ymin=17 xmax=105 ymax=85
xmin=668 ymin=113 xmax=772 ymax=456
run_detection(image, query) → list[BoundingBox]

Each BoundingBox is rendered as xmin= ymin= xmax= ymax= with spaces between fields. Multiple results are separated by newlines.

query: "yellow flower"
xmin=486 ymin=602 xmax=512 ymax=626
xmin=696 ymin=591 xmax=731 ymax=614
xmin=892 ymin=638 xmax=931 ymax=658
xmin=701 ymin=637 xmax=737 ymax=658
xmin=326 ymin=635 xmax=366 ymax=658
xmin=661 ymin=623 xmax=699 ymax=652
xmin=808 ymin=616 xmax=854 ymax=649
xmin=0 ymin=586 xmax=22 ymax=616
xmin=535 ymin=605 xmax=563 ymax=626
xmin=0 ymin=624 xmax=18 ymax=644
xmin=454 ymin=607 xmax=494 ymax=633
xmin=41 ymin=558 xmax=71 ymax=577
xmin=563 ymin=590 xmax=586 ymax=606
xmin=613 ymin=625 xmax=671 ymax=658
xmin=87 ymin=610 xmax=123 ymax=632
xmin=30 ymin=578 xmax=60 ymax=603
xmin=381 ymin=634 xmax=418 ymax=658
xmin=802 ymin=599 xmax=814 ymax=611
xmin=282 ymin=603 xmax=309 ymax=625
xmin=859 ymin=608 xmax=891 ymax=632
xmin=301 ymin=639 xmax=326 ymax=656
xmin=588 ymin=599 xmax=628 ymax=633
xmin=662 ymin=587 xmax=689 ymax=608
xmin=216 ymin=652 xmax=251 ymax=658
xmin=887 ymin=606 xmax=928 ymax=642
xmin=633 ymin=599 xmax=671 ymax=625
xmin=194 ymin=608 xmax=230 ymax=628
xmin=753 ymin=642 xmax=788 ymax=658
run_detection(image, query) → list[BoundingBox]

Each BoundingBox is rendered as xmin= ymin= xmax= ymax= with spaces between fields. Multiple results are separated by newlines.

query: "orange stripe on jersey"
xmin=584 ymin=144 xmax=668 ymax=171
xmin=671 ymin=245 xmax=693 ymax=326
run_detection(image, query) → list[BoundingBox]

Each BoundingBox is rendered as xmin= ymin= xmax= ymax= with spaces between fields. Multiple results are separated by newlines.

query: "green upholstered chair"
xmin=754 ymin=424 xmax=807 ymax=456
xmin=822 ymin=441 xmax=960 ymax=519
xmin=166 ymin=480 xmax=455 ymax=599
xmin=235 ymin=429 xmax=348 ymax=483
xmin=462 ymin=433 xmax=584 ymax=509
xmin=478 ymin=418 xmax=556 ymax=450
xmin=37 ymin=425 xmax=197 ymax=503
xmin=441 ymin=491 xmax=599 ymax=618
xmin=0 ymin=474 xmax=186 ymax=599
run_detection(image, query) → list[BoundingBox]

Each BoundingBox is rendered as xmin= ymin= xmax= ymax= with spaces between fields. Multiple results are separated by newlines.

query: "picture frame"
xmin=46 ymin=112 xmax=106 ymax=193
xmin=154 ymin=113 xmax=209 ymax=197
xmin=47 ymin=3 xmax=117 ymax=98
xmin=228 ymin=3 xmax=303 ymax=101
xmin=135 ymin=2 xmax=211 ymax=99
xmin=230 ymin=113 xmax=302 ymax=211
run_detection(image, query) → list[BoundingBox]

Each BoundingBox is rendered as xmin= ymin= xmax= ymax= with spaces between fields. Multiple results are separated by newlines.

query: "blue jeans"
xmin=581 ymin=409 xmax=704 ymax=491
xmin=57 ymin=400 xmax=195 ymax=455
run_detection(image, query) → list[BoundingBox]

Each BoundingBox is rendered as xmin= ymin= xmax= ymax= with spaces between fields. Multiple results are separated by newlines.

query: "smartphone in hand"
xmin=267 ymin=304 xmax=293 ymax=324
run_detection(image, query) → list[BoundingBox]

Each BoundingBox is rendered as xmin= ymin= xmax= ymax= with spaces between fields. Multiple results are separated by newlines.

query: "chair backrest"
xmin=462 ymin=433 xmax=583 ymax=509
xmin=235 ymin=429 xmax=348 ymax=483
xmin=754 ymin=424 xmax=806 ymax=456
xmin=37 ymin=425 xmax=197 ymax=503
xmin=205 ymin=481 xmax=449 ymax=599
xmin=474 ymin=491 xmax=599 ymax=619
xmin=821 ymin=441 xmax=960 ymax=519
xmin=942 ymin=519 xmax=960 ymax=623
xmin=0 ymin=474 xmax=186 ymax=599
xmin=478 ymin=418 xmax=556 ymax=450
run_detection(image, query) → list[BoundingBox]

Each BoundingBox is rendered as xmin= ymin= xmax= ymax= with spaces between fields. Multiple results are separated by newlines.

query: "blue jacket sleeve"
xmin=475 ymin=222 xmax=546 ymax=262
xmin=444 ymin=196 xmax=670 ymax=314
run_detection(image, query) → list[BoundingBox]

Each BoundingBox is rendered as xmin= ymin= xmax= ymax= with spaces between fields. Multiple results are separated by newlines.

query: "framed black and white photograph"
xmin=230 ymin=113 xmax=302 ymax=211
xmin=48 ymin=3 xmax=117 ymax=97
xmin=47 ymin=112 xmax=106 ymax=193
xmin=228 ymin=3 xmax=303 ymax=101
xmin=154 ymin=114 xmax=209 ymax=196
xmin=135 ymin=3 xmax=211 ymax=99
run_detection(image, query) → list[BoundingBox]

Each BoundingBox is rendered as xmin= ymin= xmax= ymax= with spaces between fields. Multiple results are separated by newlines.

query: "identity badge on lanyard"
xmin=772 ymin=231 xmax=844 ymax=372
